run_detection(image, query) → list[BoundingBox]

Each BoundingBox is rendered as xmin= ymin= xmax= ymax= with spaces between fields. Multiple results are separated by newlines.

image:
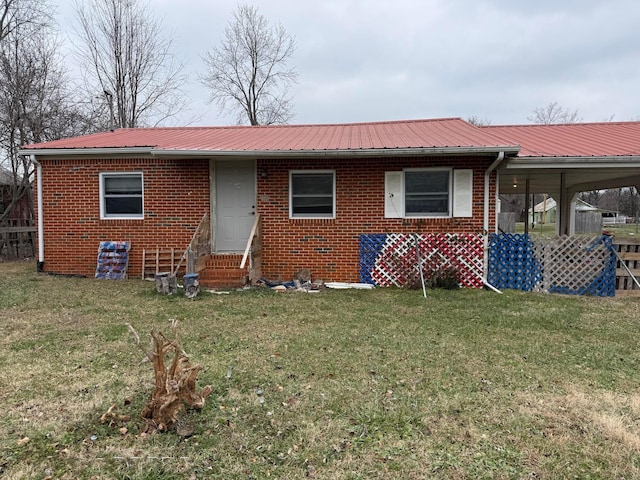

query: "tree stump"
xmin=155 ymin=272 xmax=177 ymax=295
xmin=183 ymin=273 xmax=200 ymax=298
xmin=127 ymin=321 xmax=212 ymax=433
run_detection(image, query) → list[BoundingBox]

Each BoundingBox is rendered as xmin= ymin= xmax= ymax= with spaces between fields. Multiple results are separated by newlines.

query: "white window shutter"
xmin=453 ymin=169 xmax=473 ymax=217
xmin=385 ymin=171 xmax=404 ymax=218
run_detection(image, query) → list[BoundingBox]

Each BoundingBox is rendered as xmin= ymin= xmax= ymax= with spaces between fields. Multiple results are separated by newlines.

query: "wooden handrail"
xmin=173 ymin=212 xmax=209 ymax=277
xmin=240 ymin=213 xmax=261 ymax=269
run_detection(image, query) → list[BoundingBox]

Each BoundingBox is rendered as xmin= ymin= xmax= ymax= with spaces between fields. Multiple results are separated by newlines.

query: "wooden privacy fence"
xmin=0 ymin=219 xmax=35 ymax=260
xmin=488 ymin=234 xmax=617 ymax=296
xmin=614 ymin=239 xmax=640 ymax=294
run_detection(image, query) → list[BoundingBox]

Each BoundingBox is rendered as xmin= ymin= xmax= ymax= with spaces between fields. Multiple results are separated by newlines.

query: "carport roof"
xmin=483 ymin=121 xmax=640 ymax=158
xmin=488 ymin=121 xmax=640 ymax=196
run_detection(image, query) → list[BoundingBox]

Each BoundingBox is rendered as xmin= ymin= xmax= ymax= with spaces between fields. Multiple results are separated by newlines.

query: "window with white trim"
xmin=385 ymin=168 xmax=473 ymax=218
xmin=100 ymin=172 xmax=144 ymax=219
xmin=290 ymin=170 xmax=335 ymax=218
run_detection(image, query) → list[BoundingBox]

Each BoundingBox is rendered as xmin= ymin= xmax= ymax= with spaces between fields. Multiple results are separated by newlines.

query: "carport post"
xmin=557 ymin=172 xmax=578 ymax=236
xmin=524 ymin=179 xmax=530 ymax=235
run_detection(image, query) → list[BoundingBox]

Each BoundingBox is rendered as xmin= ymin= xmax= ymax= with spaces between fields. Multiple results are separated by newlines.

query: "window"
xmin=385 ymin=168 xmax=472 ymax=218
xmin=290 ymin=171 xmax=335 ymax=218
xmin=100 ymin=172 xmax=144 ymax=219
xmin=404 ymin=169 xmax=450 ymax=216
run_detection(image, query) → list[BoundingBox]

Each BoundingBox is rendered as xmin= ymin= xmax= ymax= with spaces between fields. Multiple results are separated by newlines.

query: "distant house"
xmin=528 ymin=197 xmax=603 ymax=226
xmin=602 ymin=212 xmax=627 ymax=226
xmin=19 ymin=118 xmax=640 ymax=286
xmin=0 ymin=166 xmax=31 ymax=222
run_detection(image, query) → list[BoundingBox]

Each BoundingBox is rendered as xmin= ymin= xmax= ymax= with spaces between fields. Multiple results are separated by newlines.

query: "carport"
xmin=483 ymin=122 xmax=640 ymax=234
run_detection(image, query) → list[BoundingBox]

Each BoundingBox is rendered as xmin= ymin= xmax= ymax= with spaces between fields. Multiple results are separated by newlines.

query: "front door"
xmin=215 ymin=160 xmax=256 ymax=252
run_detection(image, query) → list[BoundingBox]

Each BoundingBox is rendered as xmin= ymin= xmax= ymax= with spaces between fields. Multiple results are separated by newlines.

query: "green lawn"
xmin=514 ymin=221 xmax=640 ymax=240
xmin=1 ymin=261 xmax=640 ymax=479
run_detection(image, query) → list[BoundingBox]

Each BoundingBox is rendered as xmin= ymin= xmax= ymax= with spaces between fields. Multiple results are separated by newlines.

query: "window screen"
xmin=101 ymin=173 xmax=143 ymax=218
xmin=404 ymin=170 xmax=450 ymax=216
xmin=290 ymin=172 xmax=335 ymax=218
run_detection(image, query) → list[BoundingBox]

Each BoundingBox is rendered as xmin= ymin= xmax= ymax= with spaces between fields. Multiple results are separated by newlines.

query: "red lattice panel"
xmin=371 ymin=233 xmax=483 ymax=288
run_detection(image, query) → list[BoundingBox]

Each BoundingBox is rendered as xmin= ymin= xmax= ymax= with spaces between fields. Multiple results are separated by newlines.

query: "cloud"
xmin=55 ymin=0 xmax=640 ymax=126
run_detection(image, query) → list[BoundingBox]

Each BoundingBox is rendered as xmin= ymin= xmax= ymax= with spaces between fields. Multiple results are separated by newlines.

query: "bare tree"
xmin=528 ymin=101 xmax=582 ymax=124
xmin=201 ymin=4 xmax=298 ymax=126
xmin=0 ymin=1 xmax=94 ymax=222
xmin=0 ymin=0 xmax=48 ymax=43
xmin=466 ymin=115 xmax=492 ymax=127
xmin=73 ymin=0 xmax=187 ymax=128
xmin=598 ymin=187 xmax=640 ymax=217
xmin=578 ymin=190 xmax=604 ymax=207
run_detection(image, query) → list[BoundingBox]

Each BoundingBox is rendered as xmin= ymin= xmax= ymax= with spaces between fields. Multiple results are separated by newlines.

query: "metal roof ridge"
xmin=110 ymin=117 xmax=468 ymax=132
xmin=483 ymin=120 xmax=640 ymax=129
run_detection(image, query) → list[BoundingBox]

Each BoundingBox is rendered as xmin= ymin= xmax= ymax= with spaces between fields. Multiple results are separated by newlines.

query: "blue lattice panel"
xmin=487 ymin=234 xmax=542 ymax=291
xmin=359 ymin=233 xmax=483 ymax=288
xmin=359 ymin=234 xmax=387 ymax=284
xmin=488 ymin=234 xmax=616 ymax=297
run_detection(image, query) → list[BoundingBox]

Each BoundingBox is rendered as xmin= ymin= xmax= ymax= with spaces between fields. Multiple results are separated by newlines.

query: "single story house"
xmin=19 ymin=118 xmax=640 ymax=287
xmin=528 ymin=197 xmax=601 ymax=225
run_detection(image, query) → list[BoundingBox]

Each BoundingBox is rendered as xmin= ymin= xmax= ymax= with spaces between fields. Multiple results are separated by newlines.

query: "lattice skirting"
xmin=487 ymin=234 xmax=542 ymax=291
xmin=360 ymin=233 xmax=484 ymax=288
xmin=488 ymin=234 xmax=616 ymax=297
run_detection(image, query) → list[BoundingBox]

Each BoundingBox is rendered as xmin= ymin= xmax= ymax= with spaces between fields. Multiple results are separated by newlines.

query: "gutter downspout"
xmin=483 ymin=151 xmax=505 ymax=292
xmin=30 ymin=155 xmax=44 ymax=272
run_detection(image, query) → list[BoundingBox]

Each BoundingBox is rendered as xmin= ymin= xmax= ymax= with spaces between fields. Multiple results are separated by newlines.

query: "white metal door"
xmin=215 ymin=160 xmax=256 ymax=252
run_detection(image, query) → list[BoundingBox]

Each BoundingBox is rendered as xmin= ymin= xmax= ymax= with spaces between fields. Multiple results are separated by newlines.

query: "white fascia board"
xmin=149 ymin=145 xmax=520 ymax=158
xmin=18 ymin=147 xmax=153 ymax=157
xmin=19 ymin=145 xmax=520 ymax=159
xmin=502 ymin=156 xmax=640 ymax=169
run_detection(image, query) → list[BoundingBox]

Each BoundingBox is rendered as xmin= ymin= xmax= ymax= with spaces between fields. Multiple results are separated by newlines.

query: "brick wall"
xmin=257 ymin=155 xmax=496 ymax=283
xmin=37 ymin=157 xmax=209 ymax=277
xmin=36 ymin=154 xmax=496 ymax=283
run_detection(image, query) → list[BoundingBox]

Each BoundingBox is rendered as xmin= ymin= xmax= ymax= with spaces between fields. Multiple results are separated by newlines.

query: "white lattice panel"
xmin=532 ymin=235 xmax=612 ymax=293
xmin=371 ymin=233 xmax=483 ymax=288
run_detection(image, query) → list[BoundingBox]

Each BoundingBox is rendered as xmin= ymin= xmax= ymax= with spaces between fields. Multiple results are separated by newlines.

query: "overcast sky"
xmin=55 ymin=0 xmax=640 ymax=127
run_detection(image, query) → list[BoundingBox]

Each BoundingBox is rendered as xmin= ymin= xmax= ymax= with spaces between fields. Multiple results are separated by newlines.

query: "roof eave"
xmin=18 ymin=147 xmax=153 ymax=157
xmin=502 ymin=155 xmax=640 ymax=169
xmin=19 ymin=145 xmax=520 ymax=159
xmin=149 ymin=146 xmax=520 ymax=157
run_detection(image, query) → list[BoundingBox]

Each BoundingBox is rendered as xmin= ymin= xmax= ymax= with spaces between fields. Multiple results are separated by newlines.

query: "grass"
xmin=515 ymin=221 xmax=640 ymax=240
xmin=1 ymin=261 xmax=640 ymax=479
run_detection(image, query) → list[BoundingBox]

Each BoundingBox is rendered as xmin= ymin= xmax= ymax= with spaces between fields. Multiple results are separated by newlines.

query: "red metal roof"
xmin=22 ymin=118 xmax=517 ymax=153
xmin=483 ymin=121 xmax=640 ymax=157
xmin=22 ymin=118 xmax=640 ymax=158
